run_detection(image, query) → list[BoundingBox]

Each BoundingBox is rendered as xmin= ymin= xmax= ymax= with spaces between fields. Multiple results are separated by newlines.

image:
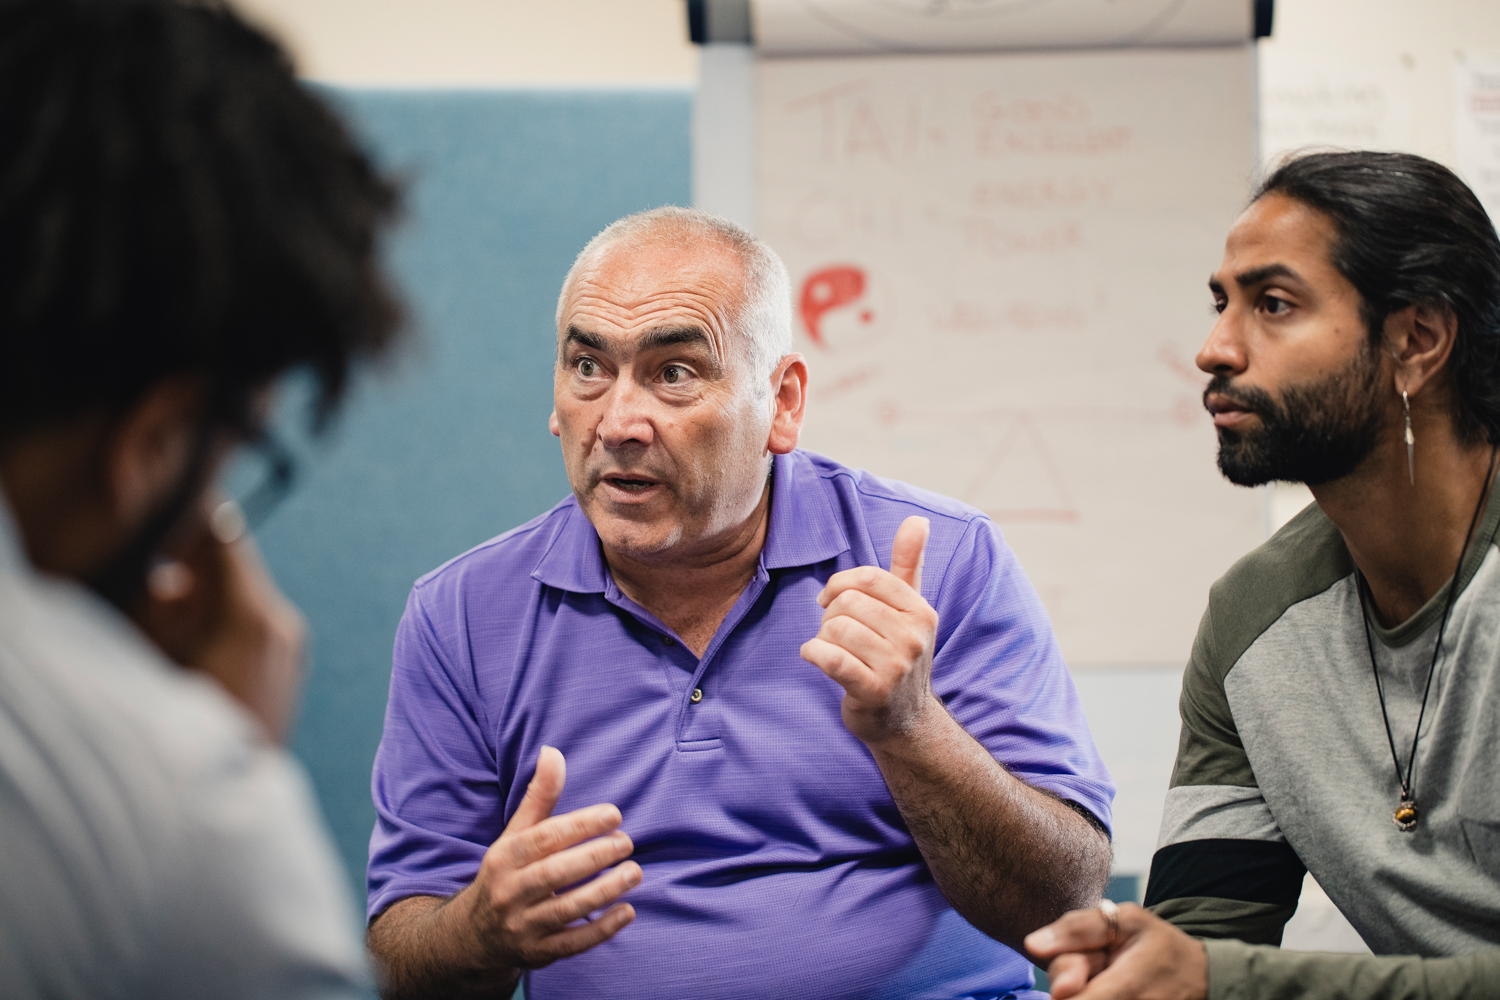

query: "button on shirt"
xmin=369 ymin=449 xmax=1113 ymax=1000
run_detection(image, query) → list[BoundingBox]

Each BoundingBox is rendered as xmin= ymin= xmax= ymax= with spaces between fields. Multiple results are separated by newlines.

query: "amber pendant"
xmin=1393 ymin=797 xmax=1419 ymax=832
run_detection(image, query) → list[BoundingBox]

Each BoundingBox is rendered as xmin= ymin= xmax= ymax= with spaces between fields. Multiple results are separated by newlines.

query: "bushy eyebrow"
xmin=1208 ymin=263 xmax=1303 ymax=299
xmin=1234 ymin=263 xmax=1301 ymax=288
xmin=562 ymin=325 xmax=711 ymax=353
xmin=638 ymin=326 xmax=711 ymax=352
xmin=561 ymin=324 xmax=724 ymax=378
xmin=563 ymin=325 xmax=607 ymax=352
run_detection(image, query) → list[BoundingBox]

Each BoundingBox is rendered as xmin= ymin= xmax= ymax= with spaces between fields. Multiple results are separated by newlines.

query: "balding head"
xmin=556 ymin=207 xmax=793 ymax=391
xmin=549 ymin=207 xmax=807 ymax=570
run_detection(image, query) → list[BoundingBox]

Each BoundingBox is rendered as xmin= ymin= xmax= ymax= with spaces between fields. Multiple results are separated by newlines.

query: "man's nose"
xmin=596 ymin=377 xmax=655 ymax=449
xmin=1196 ymin=312 xmax=1248 ymax=377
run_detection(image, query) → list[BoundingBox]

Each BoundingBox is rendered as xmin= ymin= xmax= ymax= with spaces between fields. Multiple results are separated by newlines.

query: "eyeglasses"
xmin=223 ymin=429 xmax=297 ymax=533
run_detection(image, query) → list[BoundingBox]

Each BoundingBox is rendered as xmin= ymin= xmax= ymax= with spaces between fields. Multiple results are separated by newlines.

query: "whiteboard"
xmin=758 ymin=46 xmax=1266 ymax=663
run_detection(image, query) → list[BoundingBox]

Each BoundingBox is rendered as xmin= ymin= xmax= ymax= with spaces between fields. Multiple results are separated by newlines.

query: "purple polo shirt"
xmin=369 ymin=448 xmax=1112 ymax=1000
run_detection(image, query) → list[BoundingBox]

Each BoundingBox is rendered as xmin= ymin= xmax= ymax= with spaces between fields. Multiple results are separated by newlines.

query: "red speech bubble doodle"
xmin=799 ymin=265 xmax=868 ymax=348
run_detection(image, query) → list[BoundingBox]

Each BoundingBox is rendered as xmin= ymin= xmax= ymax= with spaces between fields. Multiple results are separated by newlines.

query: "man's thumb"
xmin=507 ymin=745 xmax=566 ymax=832
xmin=890 ymin=516 xmax=930 ymax=593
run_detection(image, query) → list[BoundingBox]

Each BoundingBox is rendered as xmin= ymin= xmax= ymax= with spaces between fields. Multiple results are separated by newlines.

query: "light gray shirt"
xmin=1153 ymin=490 xmax=1500 ymax=956
xmin=0 ymin=500 xmax=371 ymax=999
xmin=1149 ymin=490 xmax=1500 ymax=1000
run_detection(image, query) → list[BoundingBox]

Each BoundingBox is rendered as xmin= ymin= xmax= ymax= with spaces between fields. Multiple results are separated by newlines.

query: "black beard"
xmin=1207 ymin=343 xmax=1386 ymax=488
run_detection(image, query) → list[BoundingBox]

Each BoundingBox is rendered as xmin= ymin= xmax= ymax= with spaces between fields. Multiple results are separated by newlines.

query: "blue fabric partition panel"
xmin=255 ymin=88 xmax=693 ymax=901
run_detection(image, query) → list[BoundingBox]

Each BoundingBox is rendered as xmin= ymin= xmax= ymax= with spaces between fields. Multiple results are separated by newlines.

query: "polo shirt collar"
xmin=761 ymin=450 xmax=849 ymax=570
xmin=531 ymin=498 xmax=609 ymax=594
xmin=530 ymin=450 xmax=850 ymax=595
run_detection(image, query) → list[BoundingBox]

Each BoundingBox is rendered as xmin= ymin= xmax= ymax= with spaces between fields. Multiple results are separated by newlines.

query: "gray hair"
xmin=555 ymin=206 xmax=793 ymax=388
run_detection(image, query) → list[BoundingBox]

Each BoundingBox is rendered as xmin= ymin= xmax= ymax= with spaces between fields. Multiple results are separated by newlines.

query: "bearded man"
xmin=1026 ymin=152 xmax=1500 ymax=999
xmin=0 ymin=0 xmax=402 ymax=995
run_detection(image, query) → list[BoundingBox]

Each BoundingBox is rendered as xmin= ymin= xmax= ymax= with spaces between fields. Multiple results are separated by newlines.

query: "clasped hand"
xmin=800 ymin=515 xmax=940 ymax=745
xmin=1025 ymin=902 xmax=1208 ymax=1000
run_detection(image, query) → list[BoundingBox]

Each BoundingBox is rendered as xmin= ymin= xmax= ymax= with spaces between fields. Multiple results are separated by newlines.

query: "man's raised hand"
xmin=452 ymin=746 xmax=639 ymax=975
xmin=800 ymin=515 xmax=940 ymax=746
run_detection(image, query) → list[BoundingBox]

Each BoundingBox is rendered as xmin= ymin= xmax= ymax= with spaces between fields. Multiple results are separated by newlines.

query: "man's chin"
xmin=1215 ymin=436 xmax=1277 ymax=488
xmin=583 ymin=505 xmax=682 ymax=560
xmin=1217 ymin=458 xmax=1275 ymax=488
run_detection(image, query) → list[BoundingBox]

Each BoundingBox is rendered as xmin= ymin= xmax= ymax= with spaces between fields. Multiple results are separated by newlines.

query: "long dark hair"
xmin=1255 ymin=151 xmax=1500 ymax=444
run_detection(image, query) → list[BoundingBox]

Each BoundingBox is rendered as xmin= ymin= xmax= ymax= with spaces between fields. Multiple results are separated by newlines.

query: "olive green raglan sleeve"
xmin=1206 ymin=940 xmax=1500 ymax=1000
xmin=1145 ymin=602 xmax=1305 ymax=944
xmin=1148 ymin=503 xmax=1358 ymax=945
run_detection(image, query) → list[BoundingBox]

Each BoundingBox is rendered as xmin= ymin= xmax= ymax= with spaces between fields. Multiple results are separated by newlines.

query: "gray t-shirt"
xmin=1146 ymin=488 xmax=1500 ymax=999
xmin=0 ymin=502 xmax=370 ymax=999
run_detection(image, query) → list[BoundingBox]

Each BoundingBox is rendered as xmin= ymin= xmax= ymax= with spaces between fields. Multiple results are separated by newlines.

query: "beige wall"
xmin=236 ymin=0 xmax=697 ymax=85
xmin=1260 ymin=0 xmax=1500 ymax=174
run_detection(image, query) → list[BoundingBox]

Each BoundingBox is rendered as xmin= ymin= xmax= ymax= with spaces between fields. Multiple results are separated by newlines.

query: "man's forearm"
xmin=867 ymin=697 xmax=1112 ymax=951
xmin=367 ymin=894 xmax=521 ymax=1000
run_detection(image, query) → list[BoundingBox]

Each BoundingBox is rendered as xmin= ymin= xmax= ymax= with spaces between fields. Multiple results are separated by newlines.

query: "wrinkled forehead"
xmin=560 ymin=236 xmax=745 ymax=330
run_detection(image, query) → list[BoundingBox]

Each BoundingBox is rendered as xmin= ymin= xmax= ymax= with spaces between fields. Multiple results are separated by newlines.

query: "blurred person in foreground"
xmin=363 ymin=207 xmax=1115 ymax=999
xmin=0 ymin=0 xmax=402 ymax=995
xmin=1027 ymin=152 xmax=1500 ymax=998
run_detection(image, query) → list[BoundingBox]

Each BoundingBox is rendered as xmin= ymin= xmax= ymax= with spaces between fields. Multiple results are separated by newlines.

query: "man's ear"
xmin=1387 ymin=303 xmax=1458 ymax=401
xmin=106 ymin=377 xmax=207 ymax=529
xmin=767 ymin=354 xmax=808 ymax=456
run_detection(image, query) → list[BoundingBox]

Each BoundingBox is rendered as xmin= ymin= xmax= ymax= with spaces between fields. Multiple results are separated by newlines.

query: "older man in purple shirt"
xmin=365 ymin=207 xmax=1114 ymax=999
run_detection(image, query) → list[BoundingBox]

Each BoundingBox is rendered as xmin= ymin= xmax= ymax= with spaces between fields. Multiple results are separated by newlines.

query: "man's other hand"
xmin=135 ymin=497 xmax=306 ymax=743
xmin=448 ymin=747 xmax=639 ymax=974
xmin=801 ymin=514 xmax=941 ymax=746
xmin=1025 ymin=902 xmax=1208 ymax=1000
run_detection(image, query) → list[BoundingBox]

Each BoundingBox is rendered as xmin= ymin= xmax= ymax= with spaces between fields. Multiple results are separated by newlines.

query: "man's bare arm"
xmin=366 ymin=748 xmax=640 ymax=999
xmin=868 ymin=701 xmax=1110 ymax=948
xmin=368 ymin=895 xmax=518 ymax=1000
xmin=801 ymin=516 xmax=1111 ymax=950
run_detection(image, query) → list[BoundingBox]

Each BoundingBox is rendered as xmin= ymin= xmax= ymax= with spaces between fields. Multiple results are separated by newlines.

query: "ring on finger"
xmin=1098 ymin=897 xmax=1119 ymax=948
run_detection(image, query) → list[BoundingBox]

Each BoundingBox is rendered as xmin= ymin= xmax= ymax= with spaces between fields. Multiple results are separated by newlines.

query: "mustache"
xmin=1203 ymin=374 xmax=1279 ymax=419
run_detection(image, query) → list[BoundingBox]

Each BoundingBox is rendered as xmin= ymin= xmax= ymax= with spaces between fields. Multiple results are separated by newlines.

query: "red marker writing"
xmin=799 ymin=265 xmax=869 ymax=348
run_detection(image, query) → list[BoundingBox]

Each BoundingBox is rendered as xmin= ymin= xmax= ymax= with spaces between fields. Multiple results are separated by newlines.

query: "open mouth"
xmin=603 ymin=476 xmax=660 ymax=493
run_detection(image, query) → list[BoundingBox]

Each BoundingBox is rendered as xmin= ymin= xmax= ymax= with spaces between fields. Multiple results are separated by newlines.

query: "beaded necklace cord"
xmin=1358 ymin=444 xmax=1498 ymax=832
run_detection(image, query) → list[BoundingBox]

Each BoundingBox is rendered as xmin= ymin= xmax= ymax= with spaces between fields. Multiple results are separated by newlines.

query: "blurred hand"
xmin=1025 ymin=902 xmax=1208 ymax=1000
xmin=133 ymin=496 xmax=305 ymax=742
xmin=449 ymin=747 xmax=639 ymax=973
xmin=800 ymin=515 xmax=940 ymax=746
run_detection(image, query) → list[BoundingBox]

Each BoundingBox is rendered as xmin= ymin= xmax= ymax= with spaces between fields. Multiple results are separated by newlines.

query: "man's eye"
xmin=1263 ymin=295 xmax=1291 ymax=315
xmin=1212 ymin=299 xmax=1227 ymax=315
xmin=662 ymin=365 xmax=686 ymax=384
xmin=577 ymin=358 xmax=599 ymax=377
